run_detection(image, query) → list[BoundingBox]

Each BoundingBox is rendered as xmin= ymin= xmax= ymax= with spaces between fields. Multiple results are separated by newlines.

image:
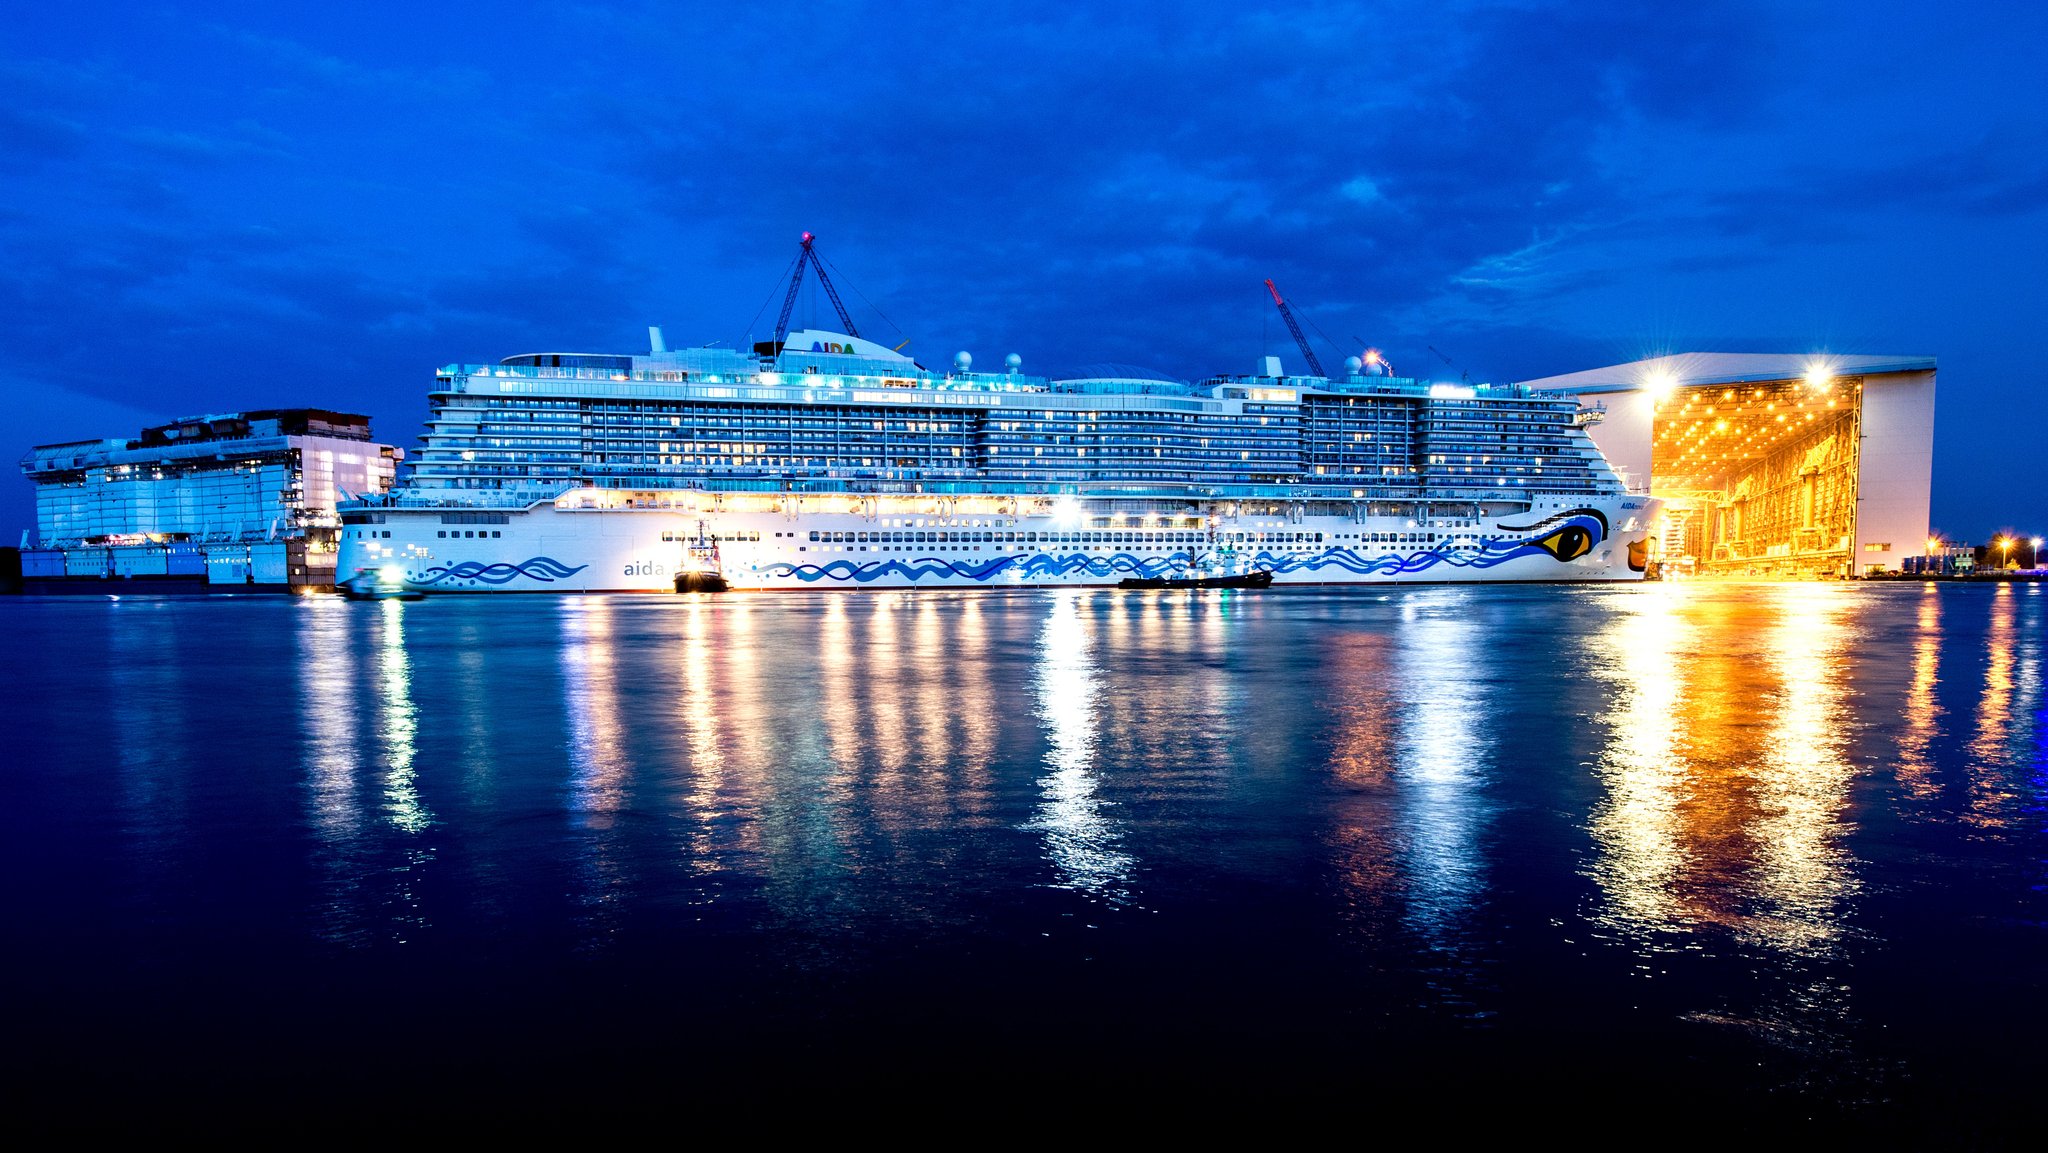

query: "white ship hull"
xmin=339 ymin=492 xmax=1658 ymax=592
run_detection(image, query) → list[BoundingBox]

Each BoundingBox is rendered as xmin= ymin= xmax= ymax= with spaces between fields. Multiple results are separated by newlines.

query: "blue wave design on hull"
xmin=755 ymin=514 xmax=1613 ymax=585
xmin=415 ymin=556 xmax=589 ymax=586
xmin=759 ymin=551 xmax=1198 ymax=585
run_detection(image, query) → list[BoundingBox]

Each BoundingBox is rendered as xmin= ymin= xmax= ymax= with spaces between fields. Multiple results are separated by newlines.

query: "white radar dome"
xmin=1005 ymin=353 xmax=1022 ymax=371
xmin=1344 ymin=355 xmax=1363 ymax=374
xmin=954 ymin=351 xmax=973 ymax=370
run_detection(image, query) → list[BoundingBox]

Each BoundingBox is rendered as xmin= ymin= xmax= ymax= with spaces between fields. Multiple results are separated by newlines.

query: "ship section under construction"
xmin=1525 ymin=353 xmax=1935 ymax=578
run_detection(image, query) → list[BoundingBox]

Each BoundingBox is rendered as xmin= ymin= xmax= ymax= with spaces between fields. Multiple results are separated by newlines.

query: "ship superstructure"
xmin=339 ymin=342 xmax=1655 ymax=591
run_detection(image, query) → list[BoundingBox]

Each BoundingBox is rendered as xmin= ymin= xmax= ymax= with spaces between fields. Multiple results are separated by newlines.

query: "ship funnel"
xmin=1260 ymin=355 xmax=1283 ymax=378
xmin=648 ymin=326 xmax=667 ymax=354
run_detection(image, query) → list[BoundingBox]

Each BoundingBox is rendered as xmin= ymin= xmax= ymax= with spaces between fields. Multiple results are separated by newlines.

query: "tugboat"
xmin=673 ymin=523 xmax=729 ymax=592
xmin=1117 ymin=569 xmax=1274 ymax=590
xmin=339 ymin=565 xmax=425 ymax=601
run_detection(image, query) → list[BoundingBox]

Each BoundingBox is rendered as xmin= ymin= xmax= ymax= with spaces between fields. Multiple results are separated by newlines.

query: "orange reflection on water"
xmin=1894 ymin=584 xmax=1945 ymax=799
xmin=672 ymin=596 xmax=775 ymax=875
xmin=1320 ymin=628 xmax=1405 ymax=927
xmin=1748 ymin=583 xmax=1858 ymax=956
xmin=1584 ymin=582 xmax=1696 ymax=937
xmin=1587 ymin=582 xmax=1860 ymax=959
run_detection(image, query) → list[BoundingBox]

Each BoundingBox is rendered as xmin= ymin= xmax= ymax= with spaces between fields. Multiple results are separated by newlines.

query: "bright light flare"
xmin=1644 ymin=370 xmax=1678 ymax=400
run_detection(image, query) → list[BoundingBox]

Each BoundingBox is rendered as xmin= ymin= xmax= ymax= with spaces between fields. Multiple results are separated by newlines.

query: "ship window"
xmin=493 ymin=531 xmax=501 ymax=538
xmin=808 ymin=531 xmax=819 ymax=541
xmin=437 ymin=531 xmax=446 ymax=538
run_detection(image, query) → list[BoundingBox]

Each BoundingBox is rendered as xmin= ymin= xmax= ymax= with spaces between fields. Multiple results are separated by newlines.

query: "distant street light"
xmin=1998 ymin=536 xmax=2014 ymax=570
xmin=2034 ymin=537 xmax=2044 ymax=570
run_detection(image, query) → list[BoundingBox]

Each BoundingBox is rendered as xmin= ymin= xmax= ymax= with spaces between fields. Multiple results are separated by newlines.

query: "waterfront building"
xmin=18 ymin=410 xmax=400 ymax=591
xmin=1523 ymin=353 xmax=1935 ymax=578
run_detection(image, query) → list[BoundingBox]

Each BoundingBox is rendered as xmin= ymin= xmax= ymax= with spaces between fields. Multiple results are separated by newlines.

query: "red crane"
xmin=774 ymin=232 xmax=861 ymax=345
xmin=1264 ymin=279 xmax=1326 ymax=378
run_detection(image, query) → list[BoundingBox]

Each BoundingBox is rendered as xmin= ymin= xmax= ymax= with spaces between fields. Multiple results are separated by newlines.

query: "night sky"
xmin=5 ymin=2 xmax=2043 ymax=542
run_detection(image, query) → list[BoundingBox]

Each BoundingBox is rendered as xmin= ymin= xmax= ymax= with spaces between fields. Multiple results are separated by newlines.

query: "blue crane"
xmin=774 ymin=232 xmax=861 ymax=345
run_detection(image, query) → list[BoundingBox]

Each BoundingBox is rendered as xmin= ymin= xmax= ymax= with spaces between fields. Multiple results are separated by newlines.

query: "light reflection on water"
xmin=1028 ymin=589 xmax=1136 ymax=902
xmin=1390 ymin=590 xmax=1494 ymax=947
xmin=1587 ymin=583 xmax=1861 ymax=955
xmin=16 ymin=582 xmax=2048 ymax=1123
xmin=1968 ymin=584 xmax=2044 ymax=825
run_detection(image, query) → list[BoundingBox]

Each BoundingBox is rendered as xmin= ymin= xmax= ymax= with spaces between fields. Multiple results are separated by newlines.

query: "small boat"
xmin=674 ymin=571 xmax=730 ymax=593
xmin=1117 ymin=570 xmax=1274 ymax=590
xmin=339 ymin=566 xmax=425 ymax=601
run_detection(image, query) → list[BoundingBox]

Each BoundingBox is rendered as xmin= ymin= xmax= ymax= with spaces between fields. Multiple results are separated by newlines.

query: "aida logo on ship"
xmin=810 ymin=340 xmax=857 ymax=354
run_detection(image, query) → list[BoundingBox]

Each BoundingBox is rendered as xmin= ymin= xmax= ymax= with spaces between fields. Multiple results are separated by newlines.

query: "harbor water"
xmin=4 ymin=582 xmax=2044 ymax=1136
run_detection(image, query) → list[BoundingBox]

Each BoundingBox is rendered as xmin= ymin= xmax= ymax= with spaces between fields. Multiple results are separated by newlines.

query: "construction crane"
xmin=1263 ymin=279 xmax=1326 ymax=378
xmin=773 ymin=232 xmax=861 ymax=345
xmin=1427 ymin=344 xmax=1470 ymax=383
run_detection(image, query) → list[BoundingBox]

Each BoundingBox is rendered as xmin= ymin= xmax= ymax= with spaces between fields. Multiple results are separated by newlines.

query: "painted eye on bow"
xmin=1533 ymin=523 xmax=1597 ymax=561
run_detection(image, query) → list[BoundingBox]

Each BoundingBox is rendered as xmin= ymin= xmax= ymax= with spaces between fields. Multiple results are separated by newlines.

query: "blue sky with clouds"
xmin=4 ymin=1 xmax=2044 ymax=541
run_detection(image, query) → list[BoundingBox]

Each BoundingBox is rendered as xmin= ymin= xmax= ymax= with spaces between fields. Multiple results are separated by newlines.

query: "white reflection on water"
xmin=560 ymin=597 xmax=626 ymax=826
xmin=107 ymin=601 xmax=190 ymax=892
xmin=294 ymin=597 xmax=432 ymax=944
xmin=559 ymin=596 xmax=632 ymax=939
xmin=1029 ymin=590 xmax=1135 ymax=901
xmin=1391 ymin=591 xmax=1494 ymax=942
xmin=1968 ymin=584 xmax=2043 ymax=825
xmin=675 ymin=595 xmax=732 ymax=873
xmin=375 ymin=598 xmax=430 ymax=835
xmin=297 ymin=597 xmax=365 ymax=939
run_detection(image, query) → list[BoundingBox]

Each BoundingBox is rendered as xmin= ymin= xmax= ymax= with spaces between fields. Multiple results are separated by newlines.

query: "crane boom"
xmin=804 ymin=244 xmax=860 ymax=338
xmin=773 ymin=232 xmax=861 ymax=345
xmin=1264 ymin=279 xmax=1325 ymax=378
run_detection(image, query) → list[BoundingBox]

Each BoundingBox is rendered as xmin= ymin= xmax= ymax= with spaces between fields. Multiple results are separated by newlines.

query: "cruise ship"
xmin=338 ymin=248 xmax=1656 ymax=592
